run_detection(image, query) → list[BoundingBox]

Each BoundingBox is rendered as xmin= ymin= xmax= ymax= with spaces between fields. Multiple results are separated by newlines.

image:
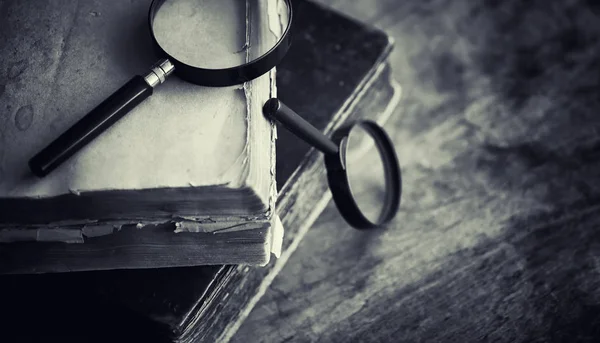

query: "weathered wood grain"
xmin=233 ymin=0 xmax=600 ymax=342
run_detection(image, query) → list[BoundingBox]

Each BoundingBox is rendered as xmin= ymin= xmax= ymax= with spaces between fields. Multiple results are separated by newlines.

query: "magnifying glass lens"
xmin=345 ymin=125 xmax=389 ymax=224
xmin=153 ymin=0 xmax=289 ymax=69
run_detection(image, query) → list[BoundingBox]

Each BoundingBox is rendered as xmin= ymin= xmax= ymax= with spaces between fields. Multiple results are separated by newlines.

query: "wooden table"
xmin=233 ymin=0 xmax=600 ymax=342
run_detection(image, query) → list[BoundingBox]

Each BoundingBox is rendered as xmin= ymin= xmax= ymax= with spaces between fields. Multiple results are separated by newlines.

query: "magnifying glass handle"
xmin=263 ymin=98 xmax=338 ymax=155
xmin=29 ymin=60 xmax=174 ymax=177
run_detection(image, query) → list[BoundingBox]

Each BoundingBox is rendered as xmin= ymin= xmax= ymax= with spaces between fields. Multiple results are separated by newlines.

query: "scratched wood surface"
xmin=233 ymin=0 xmax=600 ymax=342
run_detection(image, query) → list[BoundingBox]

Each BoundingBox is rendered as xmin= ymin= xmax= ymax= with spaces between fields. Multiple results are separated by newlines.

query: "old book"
xmin=0 ymin=1 xmax=402 ymax=341
xmin=0 ymin=0 xmax=284 ymax=271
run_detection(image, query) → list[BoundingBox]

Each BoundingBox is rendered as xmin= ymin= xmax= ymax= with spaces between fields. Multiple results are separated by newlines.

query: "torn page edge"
xmin=266 ymin=0 xmax=284 ymax=258
xmin=0 ymin=215 xmax=272 ymax=243
xmin=270 ymin=215 xmax=283 ymax=258
xmin=175 ymin=220 xmax=268 ymax=234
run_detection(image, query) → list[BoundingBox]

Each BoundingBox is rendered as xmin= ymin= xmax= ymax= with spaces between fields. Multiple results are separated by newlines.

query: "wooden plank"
xmin=233 ymin=0 xmax=600 ymax=342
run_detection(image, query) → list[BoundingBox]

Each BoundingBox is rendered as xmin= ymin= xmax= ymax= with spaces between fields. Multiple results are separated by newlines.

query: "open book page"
xmin=0 ymin=0 xmax=257 ymax=198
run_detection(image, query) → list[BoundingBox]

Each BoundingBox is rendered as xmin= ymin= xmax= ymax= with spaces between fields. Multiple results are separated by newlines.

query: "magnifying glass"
xmin=28 ymin=0 xmax=401 ymax=230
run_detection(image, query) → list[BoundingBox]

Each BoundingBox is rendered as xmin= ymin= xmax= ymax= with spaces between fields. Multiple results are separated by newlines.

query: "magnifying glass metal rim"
xmin=148 ymin=0 xmax=294 ymax=87
xmin=324 ymin=120 xmax=402 ymax=230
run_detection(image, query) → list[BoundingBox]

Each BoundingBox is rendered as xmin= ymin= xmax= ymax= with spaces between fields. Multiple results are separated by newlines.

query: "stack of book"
xmin=0 ymin=0 xmax=401 ymax=342
xmin=0 ymin=0 xmax=284 ymax=273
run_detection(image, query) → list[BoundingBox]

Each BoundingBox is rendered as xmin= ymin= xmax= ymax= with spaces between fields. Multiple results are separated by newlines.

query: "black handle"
xmin=263 ymin=98 xmax=339 ymax=155
xmin=29 ymin=76 xmax=153 ymax=177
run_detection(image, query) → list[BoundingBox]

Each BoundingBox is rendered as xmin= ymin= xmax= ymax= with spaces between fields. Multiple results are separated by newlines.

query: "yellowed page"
xmin=0 ymin=0 xmax=255 ymax=198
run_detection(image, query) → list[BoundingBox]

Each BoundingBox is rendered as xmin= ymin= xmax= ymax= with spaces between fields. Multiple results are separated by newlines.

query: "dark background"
xmin=234 ymin=0 xmax=600 ymax=342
